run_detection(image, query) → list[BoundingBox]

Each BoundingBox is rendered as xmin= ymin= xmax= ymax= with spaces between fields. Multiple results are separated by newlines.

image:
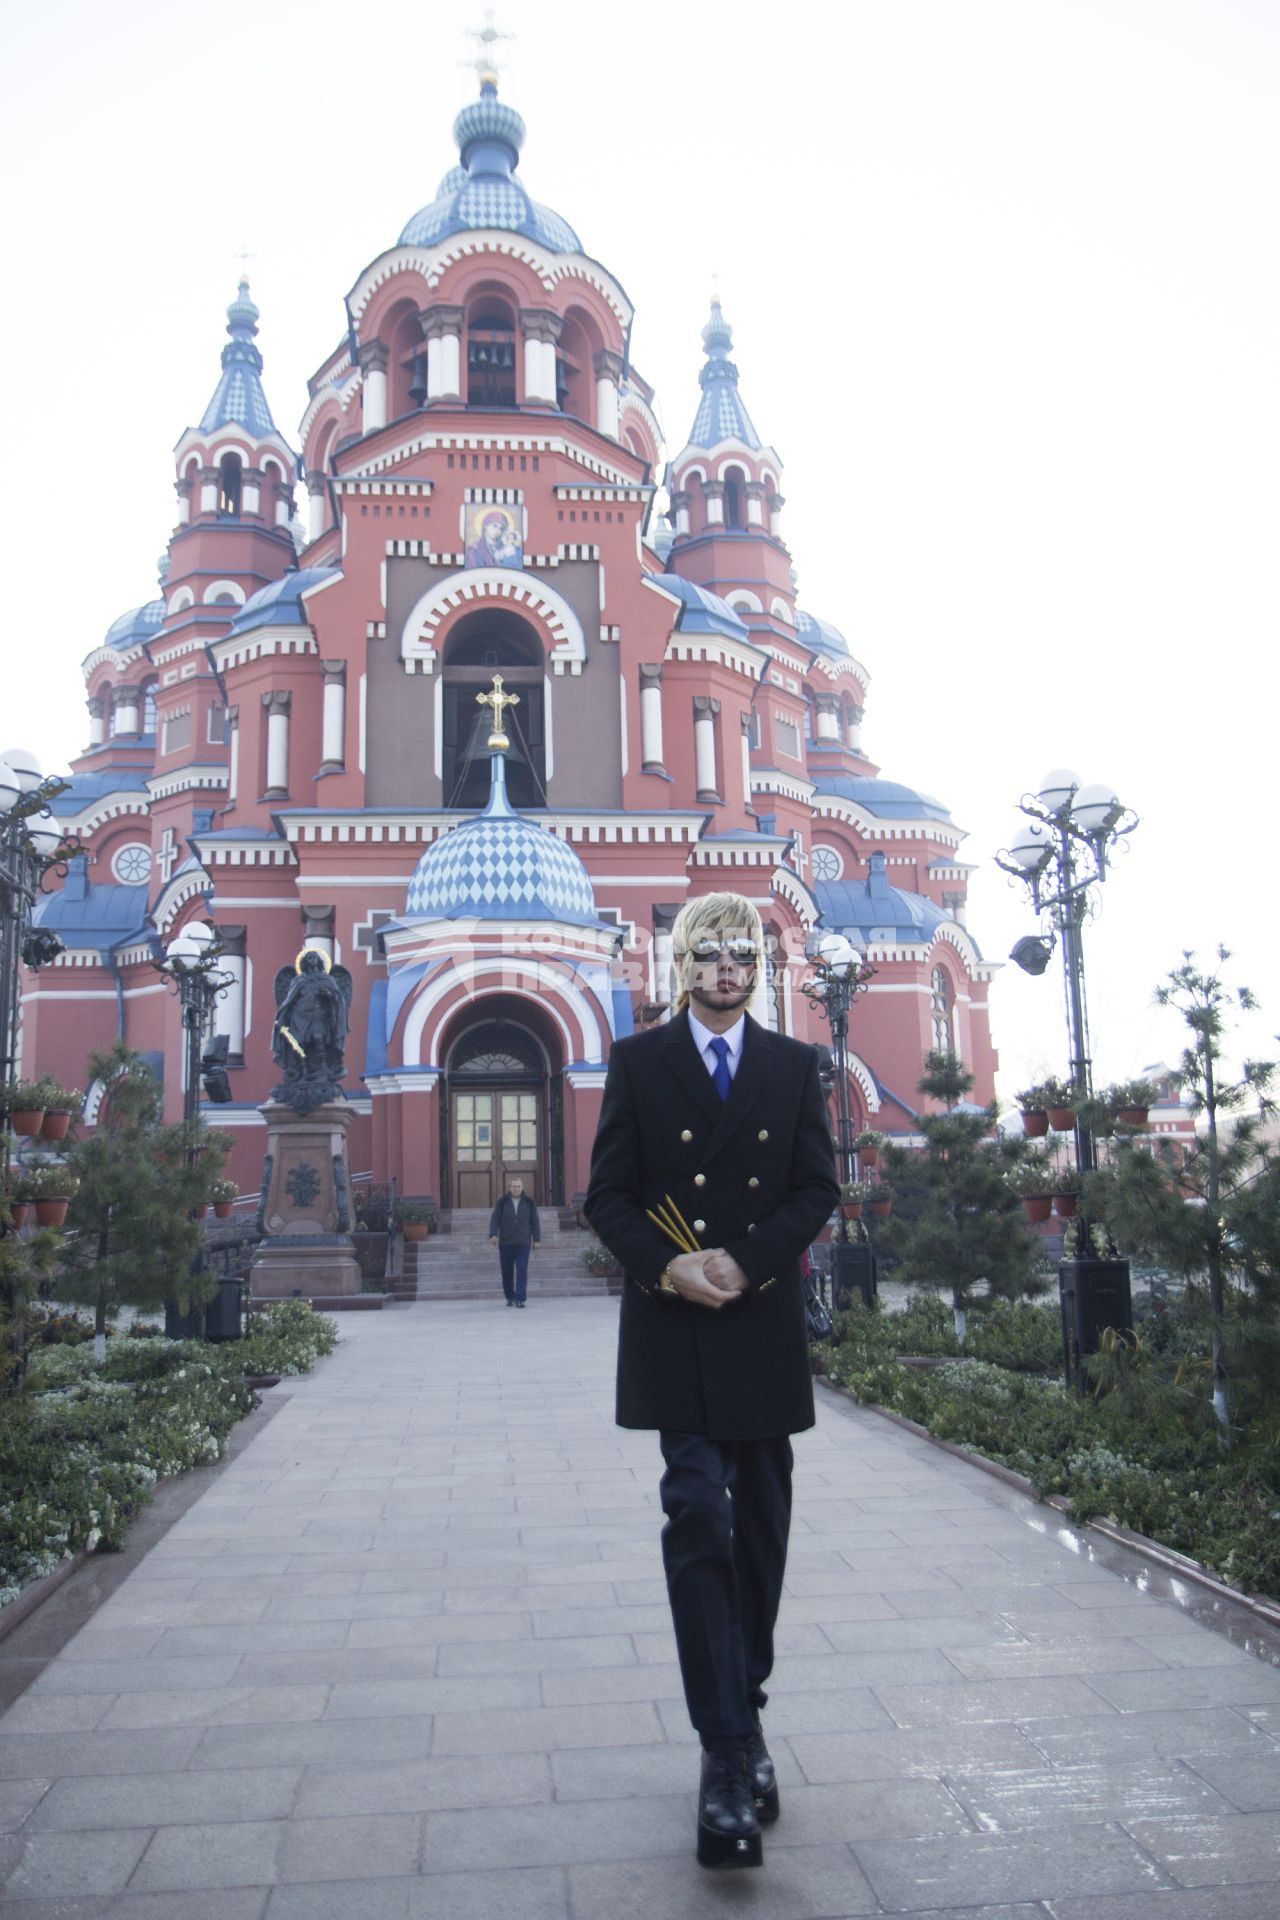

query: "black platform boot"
xmin=744 ymin=1722 xmax=779 ymax=1823
xmin=696 ymin=1747 xmax=763 ymax=1869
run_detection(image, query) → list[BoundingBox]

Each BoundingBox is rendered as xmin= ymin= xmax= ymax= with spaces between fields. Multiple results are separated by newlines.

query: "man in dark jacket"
xmin=488 ymin=1177 xmax=540 ymax=1307
xmin=585 ymin=892 xmax=838 ymax=1870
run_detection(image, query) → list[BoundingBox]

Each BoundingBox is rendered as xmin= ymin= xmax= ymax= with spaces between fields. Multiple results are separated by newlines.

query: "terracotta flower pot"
xmin=402 ymin=1222 xmax=428 ymax=1242
xmin=11 ymin=1109 xmax=44 ymax=1138
xmin=1020 ymin=1109 xmax=1049 ymax=1138
xmin=214 ymin=1201 xmax=234 ymax=1219
xmin=1053 ymin=1192 xmax=1079 ymax=1218
xmin=40 ymin=1110 xmax=71 ymax=1142
xmin=10 ymin=1201 xmax=31 ymax=1229
xmin=1047 ymin=1106 xmax=1076 ymax=1132
xmin=1118 ymin=1107 xmax=1149 ymax=1128
xmin=871 ymin=1198 xmax=892 ymax=1218
xmin=192 ymin=1203 xmax=207 ymax=1220
xmin=35 ymin=1198 xmax=69 ymax=1228
xmin=1022 ymin=1195 xmax=1053 ymax=1223
xmin=841 ymin=1202 xmax=863 ymax=1220
xmin=859 ymin=1146 xmax=879 ymax=1168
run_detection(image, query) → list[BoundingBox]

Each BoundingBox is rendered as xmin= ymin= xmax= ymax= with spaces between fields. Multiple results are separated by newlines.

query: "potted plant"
xmin=1039 ymin=1077 xmax=1077 ymax=1132
xmin=5 ymin=1079 xmax=46 ymax=1138
xmin=36 ymin=1077 xmax=82 ymax=1142
xmin=31 ymin=1163 xmax=78 ymax=1228
xmin=583 ymin=1238 xmax=621 ymax=1277
xmin=853 ymin=1130 xmax=884 ymax=1168
xmin=839 ymin=1180 xmax=872 ymax=1220
xmin=1010 ymin=1159 xmax=1054 ymax=1223
xmin=210 ymin=1177 xmax=239 ymax=1220
xmin=1051 ymin=1165 xmax=1083 ymax=1218
xmin=1014 ymin=1083 xmax=1051 ymax=1138
xmin=398 ymin=1200 xmax=432 ymax=1242
xmin=4 ymin=1176 xmax=33 ymax=1231
xmin=870 ymin=1183 xmax=893 ymax=1219
xmin=1111 ymin=1077 xmax=1160 ymax=1128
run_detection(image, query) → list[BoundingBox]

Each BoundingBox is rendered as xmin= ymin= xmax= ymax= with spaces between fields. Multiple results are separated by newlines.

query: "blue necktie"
xmin=709 ymin=1036 xmax=732 ymax=1102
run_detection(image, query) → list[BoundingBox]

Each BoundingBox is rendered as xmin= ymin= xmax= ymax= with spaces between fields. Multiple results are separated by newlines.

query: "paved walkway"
xmin=2 ymin=1301 xmax=1279 ymax=1918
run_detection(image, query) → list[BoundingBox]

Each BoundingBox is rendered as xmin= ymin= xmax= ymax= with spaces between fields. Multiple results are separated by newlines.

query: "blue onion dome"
xmin=688 ymin=300 xmax=761 ymax=450
xmin=229 ymin=567 xmax=341 ymax=636
xmin=199 ymin=279 xmax=279 ymax=437
xmin=398 ymin=80 xmax=581 ymax=254
xmin=104 ymin=599 xmax=165 ymax=650
xmin=407 ymin=752 xmax=601 ymax=926
xmin=794 ymin=609 xmax=850 ymax=657
xmin=811 ymin=773 xmax=954 ymax=824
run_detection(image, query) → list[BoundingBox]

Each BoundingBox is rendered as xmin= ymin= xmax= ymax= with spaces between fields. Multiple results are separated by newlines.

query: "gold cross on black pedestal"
xmin=477 ymin=673 xmax=520 ymax=750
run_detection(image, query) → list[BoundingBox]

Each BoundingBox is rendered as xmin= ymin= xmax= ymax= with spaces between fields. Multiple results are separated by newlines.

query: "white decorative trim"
xmin=666 ymin=636 xmax=767 ymax=682
xmin=153 ymin=864 xmax=213 ymax=935
xmin=400 ymin=957 xmax=607 ymax=1068
xmin=54 ymin=794 xmax=151 ymax=837
xmin=350 ymin=428 xmax=635 ymax=488
xmin=202 ymin=580 xmax=247 ymax=607
xmin=772 ymin=866 xmax=820 ymax=927
xmin=554 ymin=484 xmax=650 ymax=503
xmin=400 ymin=567 xmax=585 ymax=677
xmin=565 ymin=1068 xmax=608 ymax=1090
xmin=810 ymin=652 xmax=872 ymax=696
xmin=334 ymin=477 xmax=434 ymax=498
xmin=725 ymin=590 xmax=764 ymax=614
xmin=347 ymin=239 xmax=633 ymax=329
xmin=298 ymin=369 xmax=363 ymax=443
xmin=810 ymin=793 xmax=964 ymax=850
xmin=750 ymin=770 xmax=817 ymax=805
xmin=196 ymin=839 xmax=297 ymax=868
xmin=211 ymin=627 xmax=318 ymax=673
xmin=145 ymin=767 xmax=230 ymax=800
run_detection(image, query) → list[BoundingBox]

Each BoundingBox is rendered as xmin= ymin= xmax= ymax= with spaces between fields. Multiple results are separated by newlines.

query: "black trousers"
xmin=658 ymin=1431 xmax=794 ymax=1749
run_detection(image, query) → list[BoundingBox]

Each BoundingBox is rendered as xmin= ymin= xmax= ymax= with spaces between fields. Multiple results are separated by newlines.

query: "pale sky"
xmin=2 ymin=0 xmax=1275 ymax=1098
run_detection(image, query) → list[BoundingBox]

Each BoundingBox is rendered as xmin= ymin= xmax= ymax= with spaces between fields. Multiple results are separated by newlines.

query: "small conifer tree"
xmin=56 ymin=1046 xmax=231 ymax=1339
xmin=879 ymin=1050 xmax=1047 ymax=1314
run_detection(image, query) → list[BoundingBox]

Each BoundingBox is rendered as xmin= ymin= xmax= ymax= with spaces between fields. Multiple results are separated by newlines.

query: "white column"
xmin=740 ymin=711 xmax=753 ymax=799
xmin=424 ymin=306 xmax=464 ymax=401
xmin=847 ymin=704 xmax=864 ymax=752
xmin=200 ymin=477 xmax=219 ymax=514
xmin=815 ymin=696 xmax=840 ymax=742
xmin=704 ymin=483 xmax=725 ymax=526
xmin=672 ymin=490 xmax=690 ymax=537
xmin=746 ymin=483 xmax=765 ymax=526
xmin=227 ymin=705 xmax=240 ymax=803
xmin=426 ymin=333 xmax=443 ymax=398
xmin=693 ymin=696 xmax=720 ymax=802
xmin=594 ymin=350 xmax=622 ymax=440
xmin=214 ymin=949 xmax=247 ymax=1057
xmin=321 ymin=662 xmax=346 ymax=773
xmin=113 ymin=686 xmax=141 ymax=736
xmin=441 ymin=331 xmax=461 ymax=397
xmin=639 ymin=664 xmax=665 ymax=772
xmin=87 ymin=697 xmax=105 ymax=748
xmin=769 ymin=491 xmax=785 ymax=539
xmin=263 ymin=689 xmax=291 ymax=798
xmin=274 ymin=492 xmax=291 ymax=527
xmin=307 ymin=476 xmax=326 ymax=543
xmin=241 ymin=478 xmax=261 ymax=516
xmin=176 ymin=480 xmax=192 ymax=524
xmin=654 ymin=922 xmax=675 ymax=1009
xmin=361 ymin=341 xmax=389 ymax=431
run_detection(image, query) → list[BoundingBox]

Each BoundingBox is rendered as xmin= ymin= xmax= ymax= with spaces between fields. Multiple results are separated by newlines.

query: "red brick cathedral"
xmin=22 ymin=71 xmax=997 ymax=1208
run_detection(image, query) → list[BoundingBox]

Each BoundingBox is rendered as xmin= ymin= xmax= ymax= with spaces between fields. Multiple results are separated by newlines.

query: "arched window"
xmin=218 ymin=453 xmax=242 ymax=516
xmin=723 ymin=467 xmax=747 ymax=530
xmin=441 ymin=609 xmax=546 ymax=808
xmin=466 ymin=297 xmax=517 ymax=408
xmin=387 ymin=303 xmax=425 ymax=419
xmin=931 ymin=966 xmax=954 ymax=1057
xmin=141 ymin=680 xmax=158 ymax=735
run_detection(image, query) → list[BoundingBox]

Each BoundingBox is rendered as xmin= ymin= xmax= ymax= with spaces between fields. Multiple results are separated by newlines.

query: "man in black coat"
xmin=585 ymin=892 xmax=838 ymax=1869
xmin=488 ymin=1177 xmax=540 ymax=1307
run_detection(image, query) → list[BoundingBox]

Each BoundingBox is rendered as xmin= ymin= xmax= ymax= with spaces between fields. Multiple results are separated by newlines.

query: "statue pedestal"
xmin=249 ymin=1101 xmax=362 ymax=1299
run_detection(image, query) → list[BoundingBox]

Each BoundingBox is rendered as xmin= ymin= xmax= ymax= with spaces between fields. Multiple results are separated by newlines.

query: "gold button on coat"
xmin=694 ymin=1173 xmax=706 ymax=1187
xmin=680 ymin=1129 xmax=693 ymax=1142
xmin=693 ymin=1219 xmax=706 ymax=1234
xmin=748 ymin=1176 xmax=759 ymax=1188
xmin=758 ymin=1129 xmax=769 ymax=1141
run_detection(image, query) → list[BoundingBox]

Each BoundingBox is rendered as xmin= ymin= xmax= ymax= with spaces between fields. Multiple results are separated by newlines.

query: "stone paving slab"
xmin=1 ymin=1298 xmax=1279 ymax=1918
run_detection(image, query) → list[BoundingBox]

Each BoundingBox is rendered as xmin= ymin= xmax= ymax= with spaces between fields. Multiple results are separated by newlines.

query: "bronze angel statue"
xmin=270 ymin=949 xmax=354 ymax=1114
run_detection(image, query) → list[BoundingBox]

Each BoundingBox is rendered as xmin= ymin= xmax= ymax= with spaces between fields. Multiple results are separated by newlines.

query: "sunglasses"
xmin=687 ymin=939 xmax=760 ymax=966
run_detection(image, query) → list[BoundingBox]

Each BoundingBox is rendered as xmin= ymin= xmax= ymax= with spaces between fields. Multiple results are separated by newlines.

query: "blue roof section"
xmin=815 ymin=852 xmax=951 ymax=945
xmin=650 ymin=573 xmax=750 ymax=641
xmin=811 ymin=774 xmax=954 ymax=823
xmin=103 ymin=599 xmax=164 ymax=652
xmin=229 ymin=566 xmax=341 ymax=636
xmin=794 ymin=609 xmax=850 ymax=658
xmin=32 ymin=857 xmax=149 ymax=952
xmin=687 ymin=302 xmax=762 ymax=451
xmin=404 ymin=752 xmax=604 ymax=928
xmin=198 ymin=281 xmax=280 ymax=438
xmin=398 ymin=80 xmax=581 ymax=254
xmin=50 ymin=767 xmax=151 ymax=817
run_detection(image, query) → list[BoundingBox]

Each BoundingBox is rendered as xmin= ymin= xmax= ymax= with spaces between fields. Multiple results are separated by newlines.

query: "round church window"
xmin=112 ymin=842 xmax=152 ymax=884
xmin=810 ymin=845 xmax=843 ymax=883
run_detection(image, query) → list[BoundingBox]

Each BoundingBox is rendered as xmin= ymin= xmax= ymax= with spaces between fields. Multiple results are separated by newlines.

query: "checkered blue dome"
xmin=687 ymin=301 xmax=761 ymax=451
xmin=398 ymin=81 xmax=581 ymax=255
xmin=199 ymin=281 xmax=279 ymax=439
xmin=406 ymin=752 xmax=601 ymax=926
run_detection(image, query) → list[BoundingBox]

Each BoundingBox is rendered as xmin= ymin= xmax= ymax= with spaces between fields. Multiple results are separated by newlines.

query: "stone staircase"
xmin=390 ymin=1209 xmax=619 ymax=1302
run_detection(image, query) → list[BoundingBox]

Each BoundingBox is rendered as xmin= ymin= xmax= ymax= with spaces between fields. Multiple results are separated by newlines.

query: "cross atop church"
xmin=476 ymin=673 xmax=519 ymax=750
xmin=463 ymin=10 xmax=513 ymax=87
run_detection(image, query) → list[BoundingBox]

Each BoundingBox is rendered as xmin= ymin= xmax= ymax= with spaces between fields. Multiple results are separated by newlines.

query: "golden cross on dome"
xmin=477 ymin=673 xmax=520 ymax=750
xmin=463 ymin=10 xmax=513 ymax=88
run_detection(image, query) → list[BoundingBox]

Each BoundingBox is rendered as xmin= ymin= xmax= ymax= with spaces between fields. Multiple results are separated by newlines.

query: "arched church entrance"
xmin=439 ymin=996 xmax=564 ymax=1209
xmin=442 ymin=608 xmax=546 ymax=809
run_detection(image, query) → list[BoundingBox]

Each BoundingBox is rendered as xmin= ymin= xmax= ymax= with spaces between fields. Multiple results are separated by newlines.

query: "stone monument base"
xmin=249 ymin=1100 xmax=362 ymax=1298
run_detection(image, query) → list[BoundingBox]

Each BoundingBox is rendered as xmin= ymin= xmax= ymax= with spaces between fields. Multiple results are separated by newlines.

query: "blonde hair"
xmin=669 ymin=892 xmax=764 ymax=1014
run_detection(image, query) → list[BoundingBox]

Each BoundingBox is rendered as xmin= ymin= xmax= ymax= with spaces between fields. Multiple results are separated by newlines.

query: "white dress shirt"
xmin=687 ymin=1009 xmax=745 ymax=1084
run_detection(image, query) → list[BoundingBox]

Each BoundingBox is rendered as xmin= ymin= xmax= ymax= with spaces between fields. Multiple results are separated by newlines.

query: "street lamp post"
xmin=997 ymin=768 xmax=1138 ymax=1382
xmin=153 ymin=925 xmax=236 ymax=1338
xmin=802 ymin=932 xmax=876 ymax=1305
xmin=1 ymin=748 xmax=72 ymax=1384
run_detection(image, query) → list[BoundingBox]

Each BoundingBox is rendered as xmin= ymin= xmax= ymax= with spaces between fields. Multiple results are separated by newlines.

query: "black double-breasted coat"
xmin=584 ymin=1011 xmax=839 ymax=1441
